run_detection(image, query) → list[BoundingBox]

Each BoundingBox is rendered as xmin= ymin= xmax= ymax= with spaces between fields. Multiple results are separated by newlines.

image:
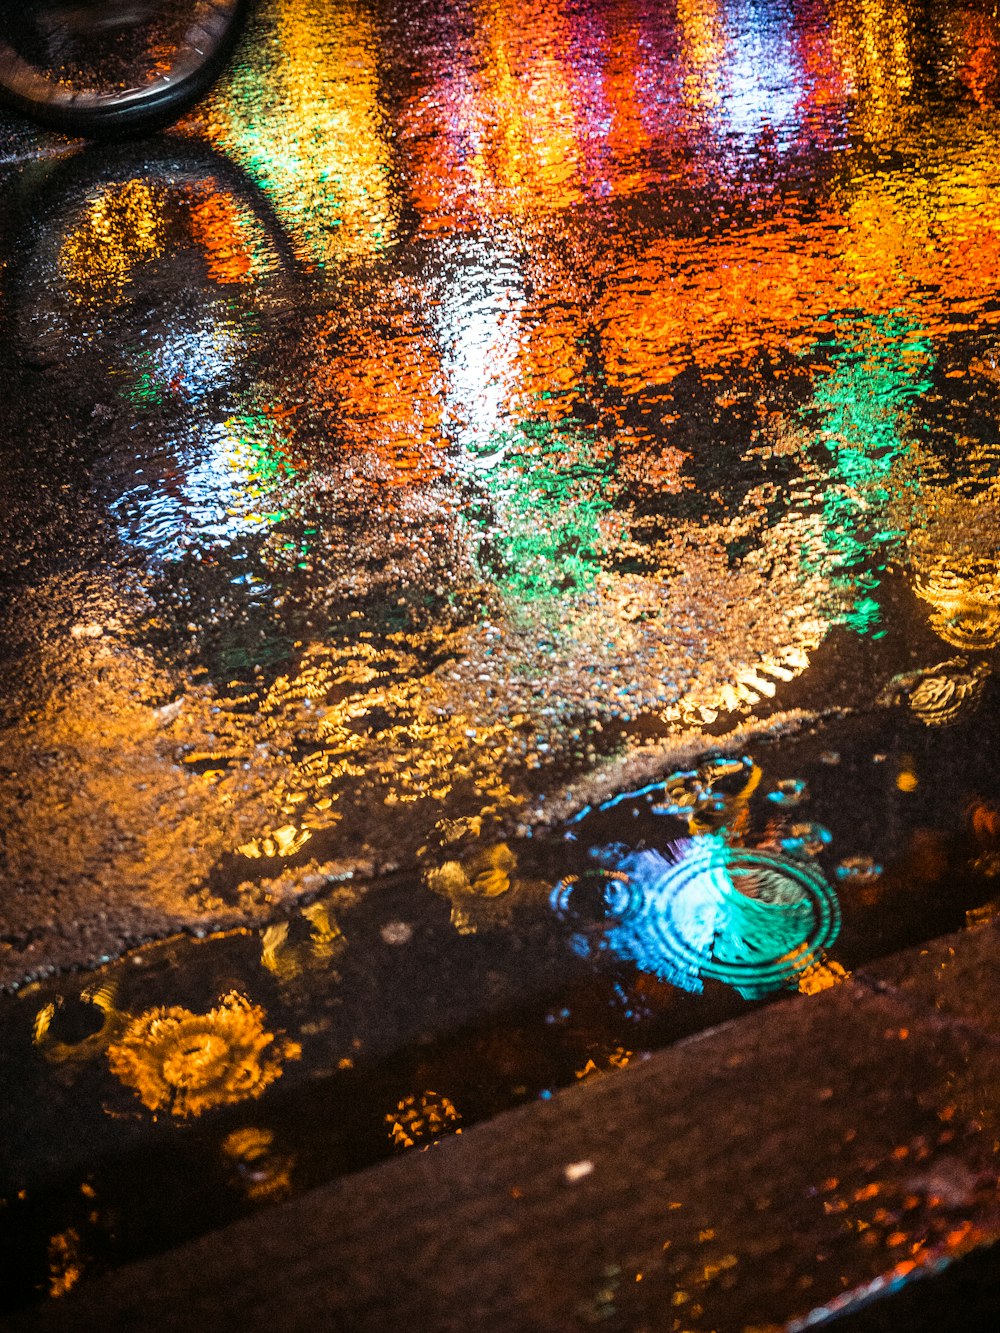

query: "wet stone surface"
xmin=2 ymin=709 xmax=1000 ymax=1307
xmin=858 ymin=917 xmax=1000 ymax=1037
xmin=7 ymin=937 xmax=1000 ymax=1333
xmin=3 ymin=0 xmax=1000 ymax=1319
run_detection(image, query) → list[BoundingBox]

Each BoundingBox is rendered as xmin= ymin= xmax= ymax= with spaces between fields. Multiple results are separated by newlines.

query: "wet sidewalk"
xmin=6 ymin=917 xmax=1000 ymax=1333
xmin=4 ymin=0 xmax=1000 ymax=1325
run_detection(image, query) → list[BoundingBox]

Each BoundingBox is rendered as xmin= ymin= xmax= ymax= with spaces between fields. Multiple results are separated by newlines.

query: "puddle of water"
xmin=2 ymin=0 xmax=1000 ymax=1311
xmin=4 ymin=703 xmax=1000 ymax=1308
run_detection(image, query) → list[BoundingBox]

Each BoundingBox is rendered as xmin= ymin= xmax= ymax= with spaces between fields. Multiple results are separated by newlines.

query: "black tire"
xmin=0 ymin=0 xmax=252 ymax=139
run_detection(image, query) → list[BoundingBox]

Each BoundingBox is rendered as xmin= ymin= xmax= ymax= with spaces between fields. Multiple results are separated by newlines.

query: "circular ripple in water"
xmin=552 ymin=839 xmax=840 ymax=998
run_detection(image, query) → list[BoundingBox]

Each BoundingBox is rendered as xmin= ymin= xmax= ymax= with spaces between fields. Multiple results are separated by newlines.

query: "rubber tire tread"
xmin=0 ymin=0 xmax=252 ymax=139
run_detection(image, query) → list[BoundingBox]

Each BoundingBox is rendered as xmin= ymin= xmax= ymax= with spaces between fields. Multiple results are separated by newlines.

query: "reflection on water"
xmin=45 ymin=1228 xmax=83 ymax=1301
xmin=4 ymin=0 xmax=1000 ymax=1312
xmin=4 ymin=716 xmax=1000 ymax=1312
xmin=835 ymin=853 xmax=883 ymax=882
xmin=106 ymin=992 xmax=300 ymax=1118
xmin=58 ymin=178 xmax=165 ymax=302
xmin=385 ymin=1091 xmax=462 ymax=1149
xmin=880 ymin=658 xmax=990 ymax=727
xmin=221 ymin=1127 xmax=295 ymax=1203
xmin=423 ymin=835 xmax=554 ymax=934
xmin=426 ymin=841 xmax=514 ymax=934
xmin=204 ymin=0 xmax=396 ymax=264
xmin=260 ymin=902 xmax=346 ymax=984
xmin=655 ymin=755 xmax=760 ymax=833
xmin=33 ymin=982 xmax=122 ymax=1065
xmin=915 ymin=555 xmax=1000 ymax=652
xmin=9 ymin=0 xmax=1000 ymax=947
xmin=553 ymin=838 xmax=841 ymax=999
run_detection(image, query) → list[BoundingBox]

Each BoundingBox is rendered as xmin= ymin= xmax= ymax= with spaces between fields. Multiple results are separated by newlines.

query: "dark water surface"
xmin=2 ymin=0 xmax=1000 ymax=1312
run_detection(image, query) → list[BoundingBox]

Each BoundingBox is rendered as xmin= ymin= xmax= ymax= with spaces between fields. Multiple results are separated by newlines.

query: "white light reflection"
xmin=111 ymin=416 xmax=284 ymax=561
xmin=432 ymin=237 xmax=525 ymax=458
xmin=680 ymin=0 xmax=805 ymax=149
xmin=722 ymin=6 xmax=802 ymax=143
xmin=140 ymin=311 xmax=245 ymax=404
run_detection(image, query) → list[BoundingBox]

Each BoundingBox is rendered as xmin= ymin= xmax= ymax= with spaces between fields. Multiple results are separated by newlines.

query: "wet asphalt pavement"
xmin=3 ymin=0 xmax=1000 ymax=1317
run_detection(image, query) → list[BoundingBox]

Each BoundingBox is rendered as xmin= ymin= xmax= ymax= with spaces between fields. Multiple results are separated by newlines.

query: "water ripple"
xmin=552 ymin=838 xmax=840 ymax=999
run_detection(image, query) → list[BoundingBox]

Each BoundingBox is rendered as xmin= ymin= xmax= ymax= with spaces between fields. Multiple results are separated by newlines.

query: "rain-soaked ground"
xmin=2 ymin=0 xmax=1000 ymax=1313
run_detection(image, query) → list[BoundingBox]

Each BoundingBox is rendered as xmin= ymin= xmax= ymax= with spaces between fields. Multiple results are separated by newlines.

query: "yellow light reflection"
xmin=829 ymin=0 xmax=915 ymax=135
xmin=33 ymin=982 xmax=122 ymax=1064
xmin=385 ymin=1090 xmax=461 ymax=1149
xmin=797 ymin=956 xmax=850 ymax=995
xmin=58 ymin=180 xmax=165 ymax=304
xmin=676 ymin=0 xmax=728 ymax=114
xmin=107 ymin=991 xmax=300 ymax=1117
xmin=205 ymin=0 xmax=396 ymax=264
xmin=424 ymin=841 xmax=548 ymax=935
xmin=260 ymin=902 xmax=345 ymax=983
xmin=575 ymin=1046 xmax=632 ymax=1080
xmin=47 ymin=1228 xmax=83 ymax=1300
xmin=475 ymin=0 xmax=584 ymax=212
xmin=915 ymin=556 xmax=1000 ymax=652
xmin=221 ymin=1126 xmax=295 ymax=1202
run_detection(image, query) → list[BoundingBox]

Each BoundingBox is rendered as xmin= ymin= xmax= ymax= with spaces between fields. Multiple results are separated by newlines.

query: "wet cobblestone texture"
xmin=4 ymin=920 xmax=1000 ymax=1333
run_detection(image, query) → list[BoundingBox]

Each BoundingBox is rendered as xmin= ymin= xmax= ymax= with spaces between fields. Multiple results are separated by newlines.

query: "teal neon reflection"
xmin=553 ymin=838 xmax=841 ymax=1000
xmin=808 ymin=311 xmax=934 ymax=633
